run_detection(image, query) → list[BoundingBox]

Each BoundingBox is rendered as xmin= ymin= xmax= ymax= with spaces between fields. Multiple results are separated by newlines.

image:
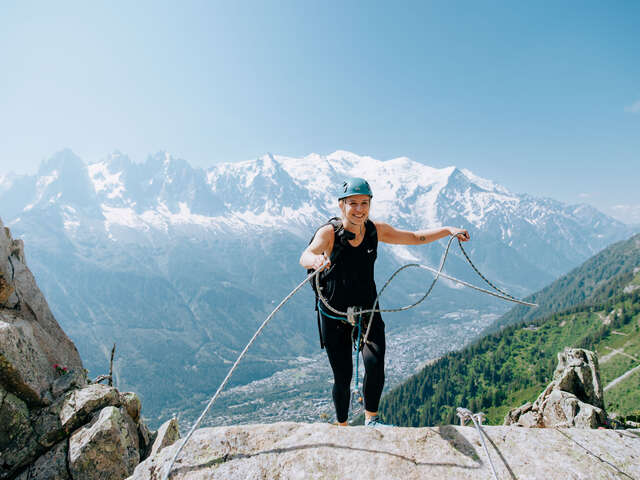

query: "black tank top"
xmin=320 ymin=219 xmax=378 ymax=313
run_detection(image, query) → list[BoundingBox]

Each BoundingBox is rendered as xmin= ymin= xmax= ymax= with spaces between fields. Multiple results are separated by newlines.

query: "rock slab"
xmin=129 ymin=422 xmax=640 ymax=480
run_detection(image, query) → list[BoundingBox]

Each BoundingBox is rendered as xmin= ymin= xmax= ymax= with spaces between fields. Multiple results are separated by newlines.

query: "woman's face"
xmin=339 ymin=194 xmax=371 ymax=226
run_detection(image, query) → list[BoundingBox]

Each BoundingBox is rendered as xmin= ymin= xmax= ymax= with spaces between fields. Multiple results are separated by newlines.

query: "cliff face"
xmin=0 ymin=218 xmax=84 ymax=407
xmin=130 ymin=422 xmax=640 ymax=480
xmin=0 ymin=218 xmax=180 ymax=480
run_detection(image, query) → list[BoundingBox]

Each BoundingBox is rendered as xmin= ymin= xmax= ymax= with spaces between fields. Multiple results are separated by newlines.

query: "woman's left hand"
xmin=449 ymin=227 xmax=470 ymax=242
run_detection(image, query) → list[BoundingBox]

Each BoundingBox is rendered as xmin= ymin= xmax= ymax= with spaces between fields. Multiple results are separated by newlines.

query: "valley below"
xmin=164 ymin=307 xmax=502 ymax=429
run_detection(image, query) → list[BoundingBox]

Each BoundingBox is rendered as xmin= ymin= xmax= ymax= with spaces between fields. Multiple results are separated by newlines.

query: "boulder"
xmin=0 ymin=388 xmax=38 ymax=475
xmin=149 ymin=418 xmax=180 ymax=457
xmin=0 ymin=270 xmax=17 ymax=308
xmin=0 ymin=314 xmax=53 ymax=406
xmin=8 ymin=244 xmax=83 ymax=376
xmin=505 ymin=347 xmax=607 ymax=428
xmin=69 ymin=406 xmax=140 ymax=480
xmin=120 ymin=391 xmax=142 ymax=423
xmin=553 ymin=348 xmax=604 ymax=409
xmin=541 ymin=390 xmax=606 ymax=428
xmin=51 ymin=368 xmax=86 ymax=398
xmin=20 ymin=440 xmax=70 ymax=480
xmin=0 ymin=224 xmax=20 ymax=309
xmin=0 ymin=219 xmax=153 ymax=480
xmin=138 ymin=420 xmax=156 ymax=460
xmin=60 ymin=383 xmax=121 ymax=432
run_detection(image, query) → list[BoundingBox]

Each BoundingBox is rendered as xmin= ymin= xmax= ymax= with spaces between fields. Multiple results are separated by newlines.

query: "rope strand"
xmin=457 ymin=408 xmax=499 ymax=480
xmin=161 ymin=268 xmax=325 ymax=480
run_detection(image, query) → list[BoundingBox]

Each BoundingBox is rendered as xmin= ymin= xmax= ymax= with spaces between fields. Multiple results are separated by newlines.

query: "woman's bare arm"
xmin=375 ymin=222 xmax=470 ymax=245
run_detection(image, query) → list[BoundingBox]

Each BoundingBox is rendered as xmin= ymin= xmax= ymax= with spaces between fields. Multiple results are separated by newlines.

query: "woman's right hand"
xmin=311 ymin=254 xmax=330 ymax=271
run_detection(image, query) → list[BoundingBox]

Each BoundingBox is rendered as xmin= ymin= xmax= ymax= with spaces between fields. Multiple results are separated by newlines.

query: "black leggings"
xmin=320 ymin=311 xmax=386 ymax=423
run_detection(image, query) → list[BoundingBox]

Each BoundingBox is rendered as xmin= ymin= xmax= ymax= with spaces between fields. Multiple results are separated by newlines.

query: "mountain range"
xmin=0 ymin=149 xmax=631 ymax=426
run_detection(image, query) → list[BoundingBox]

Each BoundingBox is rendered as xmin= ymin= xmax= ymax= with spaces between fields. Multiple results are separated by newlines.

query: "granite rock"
xmin=69 ymin=406 xmax=140 ymax=480
xmin=149 ymin=418 xmax=180 ymax=458
xmin=129 ymin=422 xmax=640 ymax=480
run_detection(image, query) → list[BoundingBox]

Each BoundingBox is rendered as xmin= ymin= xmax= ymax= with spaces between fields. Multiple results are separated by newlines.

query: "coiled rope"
xmin=316 ymin=236 xmax=536 ymax=320
xmin=162 ymin=235 xmax=536 ymax=479
xmin=315 ymin=236 xmax=537 ymax=347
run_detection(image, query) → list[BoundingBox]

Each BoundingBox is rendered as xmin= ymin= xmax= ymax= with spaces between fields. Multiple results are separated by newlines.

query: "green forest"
xmin=379 ymin=234 xmax=640 ymax=426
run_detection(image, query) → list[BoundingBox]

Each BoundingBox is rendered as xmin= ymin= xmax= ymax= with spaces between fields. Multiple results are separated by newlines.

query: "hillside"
xmin=488 ymin=232 xmax=640 ymax=331
xmin=379 ymin=234 xmax=640 ymax=426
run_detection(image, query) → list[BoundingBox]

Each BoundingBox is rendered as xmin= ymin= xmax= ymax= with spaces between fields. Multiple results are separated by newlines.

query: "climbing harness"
xmin=456 ymin=407 xmax=499 ymax=480
xmin=308 ymin=216 xmax=378 ymax=349
xmin=162 ymin=235 xmax=536 ymax=480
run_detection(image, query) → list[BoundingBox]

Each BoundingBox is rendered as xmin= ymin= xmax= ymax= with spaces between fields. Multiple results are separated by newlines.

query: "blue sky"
xmin=1 ymin=1 xmax=639 ymax=223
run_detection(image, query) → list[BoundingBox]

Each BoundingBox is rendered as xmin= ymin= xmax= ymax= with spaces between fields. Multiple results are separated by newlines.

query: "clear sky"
xmin=1 ymin=1 xmax=639 ymax=223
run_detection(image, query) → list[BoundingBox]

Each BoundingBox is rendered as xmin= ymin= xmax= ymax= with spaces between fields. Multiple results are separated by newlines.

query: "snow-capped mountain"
xmin=0 ymin=149 xmax=630 ymax=426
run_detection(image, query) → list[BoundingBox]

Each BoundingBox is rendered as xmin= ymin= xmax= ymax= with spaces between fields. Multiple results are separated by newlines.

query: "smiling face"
xmin=339 ymin=194 xmax=371 ymax=227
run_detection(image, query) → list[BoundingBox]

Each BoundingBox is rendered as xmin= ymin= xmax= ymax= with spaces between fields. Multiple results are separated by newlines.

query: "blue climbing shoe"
xmin=364 ymin=415 xmax=394 ymax=428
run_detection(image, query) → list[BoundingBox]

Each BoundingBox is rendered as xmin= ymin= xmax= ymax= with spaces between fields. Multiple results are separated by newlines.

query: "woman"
xmin=300 ymin=177 xmax=470 ymax=427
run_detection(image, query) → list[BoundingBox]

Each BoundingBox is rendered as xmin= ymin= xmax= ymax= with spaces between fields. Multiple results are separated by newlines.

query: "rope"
xmin=554 ymin=427 xmax=637 ymax=480
xmin=315 ymin=236 xmax=537 ymax=335
xmin=457 ymin=240 xmax=522 ymax=303
xmin=161 ymin=267 xmax=326 ymax=480
xmin=316 ymin=235 xmax=457 ymax=318
xmin=362 ymin=234 xmax=455 ymax=344
xmin=457 ymin=407 xmax=499 ymax=480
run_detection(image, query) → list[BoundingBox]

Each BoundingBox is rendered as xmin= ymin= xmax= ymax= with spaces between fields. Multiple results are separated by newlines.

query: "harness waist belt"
xmin=317 ymin=301 xmax=349 ymax=322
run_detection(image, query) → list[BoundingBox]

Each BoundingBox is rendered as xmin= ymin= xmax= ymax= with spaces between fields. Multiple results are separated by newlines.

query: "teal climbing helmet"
xmin=338 ymin=177 xmax=373 ymax=200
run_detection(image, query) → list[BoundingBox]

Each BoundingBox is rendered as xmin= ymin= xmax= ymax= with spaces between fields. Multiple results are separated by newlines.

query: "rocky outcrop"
xmin=15 ymin=440 xmax=69 ymax=480
xmin=0 ymin=217 xmax=172 ymax=480
xmin=59 ymin=384 xmax=121 ymax=432
xmin=149 ymin=418 xmax=180 ymax=459
xmin=69 ymin=406 xmax=140 ymax=480
xmin=0 ymin=220 xmax=84 ymax=407
xmin=504 ymin=347 xmax=607 ymax=428
xmin=129 ymin=422 xmax=640 ymax=480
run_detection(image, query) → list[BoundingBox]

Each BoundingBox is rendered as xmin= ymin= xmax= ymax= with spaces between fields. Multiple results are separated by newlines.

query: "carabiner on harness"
xmin=350 ymin=387 xmax=364 ymax=414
